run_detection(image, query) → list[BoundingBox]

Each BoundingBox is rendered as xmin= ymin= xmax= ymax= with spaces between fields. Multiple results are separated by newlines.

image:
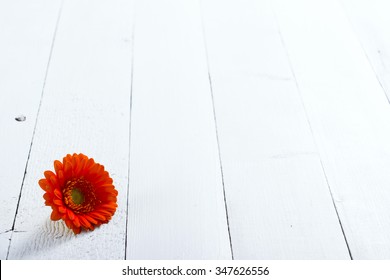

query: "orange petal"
xmin=71 ymin=155 xmax=78 ymax=171
xmin=96 ymin=209 xmax=114 ymax=216
xmin=57 ymin=170 xmax=65 ymax=187
xmin=53 ymin=199 xmax=62 ymax=206
xmin=50 ymin=209 xmax=61 ymax=221
xmin=39 ymin=179 xmax=48 ymax=190
xmin=53 ymin=189 xmax=62 ymax=199
xmin=43 ymin=193 xmax=53 ymax=202
xmin=79 ymin=153 xmax=88 ymax=160
xmin=84 ymin=215 xmax=98 ymax=225
xmin=49 ymin=175 xmax=59 ymax=188
xmin=64 ymin=218 xmax=72 ymax=229
xmin=73 ymin=216 xmax=81 ymax=228
xmin=72 ymin=226 xmax=81 ymax=234
xmin=65 ymin=154 xmax=73 ymax=163
xmin=100 ymin=203 xmax=118 ymax=210
xmin=93 ymin=176 xmax=112 ymax=186
xmin=63 ymin=161 xmax=72 ymax=179
xmin=106 ymin=196 xmax=118 ymax=202
xmin=98 ymin=183 xmax=115 ymax=189
xmin=78 ymin=215 xmax=93 ymax=230
xmin=94 ymin=165 xmax=104 ymax=175
xmin=74 ymin=157 xmax=86 ymax=176
xmin=83 ymin=158 xmax=95 ymax=174
xmin=54 ymin=160 xmax=63 ymax=174
xmin=44 ymin=171 xmax=56 ymax=181
xmin=67 ymin=209 xmax=75 ymax=221
xmin=89 ymin=212 xmax=107 ymax=222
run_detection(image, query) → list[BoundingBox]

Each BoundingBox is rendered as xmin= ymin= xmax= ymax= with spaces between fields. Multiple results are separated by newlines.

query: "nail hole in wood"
xmin=15 ymin=115 xmax=26 ymax=122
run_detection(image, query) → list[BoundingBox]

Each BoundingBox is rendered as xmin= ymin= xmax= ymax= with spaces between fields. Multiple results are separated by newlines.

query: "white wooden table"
xmin=1 ymin=0 xmax=390 ymax=260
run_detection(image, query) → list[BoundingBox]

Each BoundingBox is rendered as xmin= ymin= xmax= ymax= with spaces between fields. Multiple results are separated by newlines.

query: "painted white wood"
xmin=274 ymin=0 xmax=390 ymax=259
xmin=7 ymin=0 xmax=134 ymax=259
xmin=340 ymin=0 xmax=390 ymax=102
xmin=0 ymin=232 xmax=11 ymax=260
xmin=0 ymin=0 xmax=61 ymax=258
xmin=126 ymin=0 xmax=231 ymax=259
xmin=201 ymin=0 xmax=350 ymax=259
xmin=3 ymin=0 xmax=390 ymax=260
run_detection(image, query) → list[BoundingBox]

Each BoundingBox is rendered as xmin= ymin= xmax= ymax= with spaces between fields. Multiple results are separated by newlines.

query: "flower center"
xmin=71 ymin=188 xmax=85 ymax=205
xmin=63 ymin=178 xmax=98 ymax=213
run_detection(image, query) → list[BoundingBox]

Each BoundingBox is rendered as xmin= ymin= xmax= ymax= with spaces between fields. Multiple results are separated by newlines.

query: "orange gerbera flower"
xmin=39 ymin=153 xmax=118 ymax=234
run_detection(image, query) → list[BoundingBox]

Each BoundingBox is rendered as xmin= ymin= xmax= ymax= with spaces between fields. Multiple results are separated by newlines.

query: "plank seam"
xmin=6 ymin=0 xmax=65 ymax=260
xmin=270 ymin=0 xmax=353 ymax=260
xmin=199 ymin=0 xmax=234 ymax=260
xmin=337 ymin=0 xmax=390 ymax=104
xmin=124 ymin=1 xmax=136 ymax=261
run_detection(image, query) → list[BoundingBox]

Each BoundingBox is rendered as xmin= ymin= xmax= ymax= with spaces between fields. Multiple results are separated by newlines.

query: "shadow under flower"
xmin=9 ymin=218 xmax=78 ymax=259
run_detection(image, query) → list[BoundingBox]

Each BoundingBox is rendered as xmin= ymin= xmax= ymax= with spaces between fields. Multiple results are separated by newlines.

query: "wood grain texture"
xmin=0 ymin=0 xmax=61 ymax=257
xmin=2 ymin=0 xmax=390 ymax=260
xmin=0 ymin=232 xmax=11 ymax=260
xmin=7 ymin=0 xmax=134 ymax=259
xmin=274 ymin=0 xmax=390 ymax=259
xmin=340 ymin=0 xmax=390 ymax=102
xmin=201 ymin=0 xmax=350 ymax=259
xmin=126 ymin=0 xmax=232 ymax=259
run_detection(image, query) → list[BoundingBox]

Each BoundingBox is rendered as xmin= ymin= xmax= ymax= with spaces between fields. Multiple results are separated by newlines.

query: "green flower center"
xmin=71 ymin=188 xmax=85 ymax=205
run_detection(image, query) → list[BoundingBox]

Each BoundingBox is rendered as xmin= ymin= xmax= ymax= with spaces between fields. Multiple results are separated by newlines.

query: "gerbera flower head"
xmin=39 ymin=153 xmax=118 ymax=234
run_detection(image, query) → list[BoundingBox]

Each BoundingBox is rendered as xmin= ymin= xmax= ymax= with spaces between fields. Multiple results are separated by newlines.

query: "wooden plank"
xmin=340 ymin=0 xmax=390 ymax=102
xmin=201 ymin=0 xmax=350 ymax=259
xmin=0 ymin=232 xmax=11 ymax=260
xmin=7 ymin=0 xmax=134 ymax=259
xmin=126 ymin=0 xmax=232 ymax=259
xmin=0 ymin=0 xmax=61 ymax=257
xmin=274 ymin=0 xmax=390 ymax=259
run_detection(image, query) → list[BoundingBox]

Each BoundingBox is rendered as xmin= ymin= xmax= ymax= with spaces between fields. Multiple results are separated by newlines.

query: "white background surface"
xmin=1 ymin=0 xmax=390 ymax=259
